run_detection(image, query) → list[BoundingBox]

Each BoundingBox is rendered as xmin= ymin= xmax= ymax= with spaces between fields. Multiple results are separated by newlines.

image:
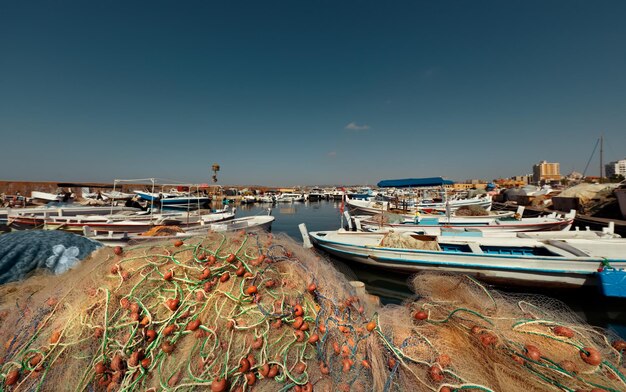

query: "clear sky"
xmin=1 ymin=1 xmax=625 ymax=186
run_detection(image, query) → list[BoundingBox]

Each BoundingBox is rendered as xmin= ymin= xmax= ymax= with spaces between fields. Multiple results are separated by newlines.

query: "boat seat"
xmin=83 ymin=226 xmax=94 ymax=237
xmin=467 ymin=242 xmax=484 ymax=254
xmin=545 ymin=240 xmax=590 ymax=257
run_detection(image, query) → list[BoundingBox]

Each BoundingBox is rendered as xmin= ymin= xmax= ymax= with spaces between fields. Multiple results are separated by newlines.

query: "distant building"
xmin=453 ymin=183 xmax=487 ymax=191
xmin=605 ymin=158 xmax=626 ymax=178
xmin=464 ymin=179 xmax=487 ymax=185
xmin=532 ymin=161 xmax=561 ymax=184
xmin=494 ymin=175 xmax=530 ymax=188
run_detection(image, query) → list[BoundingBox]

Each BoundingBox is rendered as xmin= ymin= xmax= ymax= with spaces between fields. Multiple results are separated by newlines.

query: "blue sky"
xmin=1 ymin=1 xmax=625 ymax=186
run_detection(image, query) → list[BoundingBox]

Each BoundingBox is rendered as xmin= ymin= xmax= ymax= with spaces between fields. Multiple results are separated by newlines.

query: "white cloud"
xmin=345 ymin=122 xmax=370 ymax=131
xmin=327 ymin=151 xmax=337 ymax=157
xmin=420 ymin=67 xmax=438 ymax=79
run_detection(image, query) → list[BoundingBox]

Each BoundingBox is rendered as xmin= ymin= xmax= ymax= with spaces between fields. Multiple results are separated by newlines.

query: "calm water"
xmin=237 ymin=200 xmax=626 ymax=339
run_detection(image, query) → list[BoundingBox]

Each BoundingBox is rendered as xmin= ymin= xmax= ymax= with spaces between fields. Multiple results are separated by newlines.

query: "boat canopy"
xmin=377 ymin=177 xmax=454 ymax=188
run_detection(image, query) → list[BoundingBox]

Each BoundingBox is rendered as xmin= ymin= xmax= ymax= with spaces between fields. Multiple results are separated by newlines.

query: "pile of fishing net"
xmin=139 ymin=226 xmax=185 ymax=237
xmin=367 ymin=212 xmax=405 ymax=225
xmin=380 ymin=233 xmax=441 ymax=251
xmin=1 ymin=232 xmax=625 ymax=391
xmin=454 ymin=206 xmax=490 ymax=216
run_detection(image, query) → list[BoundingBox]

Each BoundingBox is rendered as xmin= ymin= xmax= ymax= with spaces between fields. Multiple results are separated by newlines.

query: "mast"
xmin=600 ymin=134 xmax=604 ymax=181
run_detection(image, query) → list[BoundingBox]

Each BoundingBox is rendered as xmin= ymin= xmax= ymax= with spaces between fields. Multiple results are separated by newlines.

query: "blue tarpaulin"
xmin=377 ymin=177 xmax=454 ymax=188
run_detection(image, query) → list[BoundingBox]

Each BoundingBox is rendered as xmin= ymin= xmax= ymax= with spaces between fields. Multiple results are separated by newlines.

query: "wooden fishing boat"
xmin=275 ymin=193 xmax=305 ymax=203
xmin=85 ymin=215 xmax=275 ymax=247
xmin=305 ymin=228 xmax=626 ymax=288
xmin=357 ymin=210 xmax=576 ymax=233
xmin=240 ymin=195 xmax=258 ymax=204
xmin=258 ymin=195 xmax=276 ymax=203
xmin=347 ymin=197 xmax=493 ymax=216
xmin=5 ymin=205 xmax=142 ymax=229
xmin=307 ymin=188 xmax=325 ymax=201
xmin=9 ymin=209 xmax=234 ymax=234
xmin=30 ymin=191 xmax=64 ymax=202
xmin=83 ymin=190 xmax=135 ymax=201
xmin=347 ymin=199 xmax=514 ymax=220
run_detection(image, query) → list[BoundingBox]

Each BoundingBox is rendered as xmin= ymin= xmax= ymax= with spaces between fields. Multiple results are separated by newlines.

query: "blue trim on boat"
xmin=369 ymin=254 xmax=592 ymax=275
xmin=314 ymin=243 xmax=592 ymax=275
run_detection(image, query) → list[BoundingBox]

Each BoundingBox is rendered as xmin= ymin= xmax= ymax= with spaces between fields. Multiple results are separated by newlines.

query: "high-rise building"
xmin=532 ymin=161 xmax=561 ymax=184
xmin=605 ymin=159 xmax=626 ymax=178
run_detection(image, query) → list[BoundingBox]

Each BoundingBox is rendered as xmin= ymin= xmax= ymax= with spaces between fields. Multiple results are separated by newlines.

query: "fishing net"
xmin=139 ymin=226 xmax=185 ymax=237
xmin=401 ymin=273 xmax=626 ymax=392
xmin=380 ymin=233 xmax=441 ymax=251
xmin=0 ymin=232 xmax=625 ymax=392
xmin=367 ymin=213 xmax=405 ymax=225
xmin=454 ymin=206 xmax=490 ymax=217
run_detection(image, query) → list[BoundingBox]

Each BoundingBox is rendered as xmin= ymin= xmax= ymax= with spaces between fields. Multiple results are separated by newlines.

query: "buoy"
xmin=580 ymin=347 xmax=601 ymax=366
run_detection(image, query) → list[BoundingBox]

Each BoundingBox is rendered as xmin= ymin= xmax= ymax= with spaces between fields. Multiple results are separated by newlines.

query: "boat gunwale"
xmin=314 ymin=242 xmax=594 ymax=275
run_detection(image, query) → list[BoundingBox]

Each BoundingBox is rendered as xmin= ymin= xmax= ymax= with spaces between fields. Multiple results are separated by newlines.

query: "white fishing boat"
xmin=345 ymin=187 xmax=375 ymax=200
xmin=103 ymin=190 xmax=135 ymax=200
xmin=258 ymin=195 xmax=276 ymax=203
xmin=357 ymin=210 xmax=576 ymax=233
xmin=134 ymin=191 xmax=211 ymax=208
xmin=347 ymin=198 xmax=508 ymax=219
xmin=347 ymin=197 xmax=492 ymax=215
xmin=307 ymin=188 xmax=325 ymax=201
xmin=240 ymin=195 xmax=257 ymax=204
xmin=275 ymin=193 xmax=305 ymax=203
xmin=4 ymin=205 xmax=142 ymax=228
xmin=330 ymin=189 xmax=345 ymax=200
xmin=9 ymin=208 xmax=234 ymax=234
xmin=304 ymin=227 xmax=626 ymax=288
xmin=82 ymin=189 xmax=135 ymax=201
xmin=31 ymin=191 xmax=64 ymax=202
xmin=367 ymin=177 xmax=493 ymax=213
xmin=86 ymin=214 xmax=275 ymax=247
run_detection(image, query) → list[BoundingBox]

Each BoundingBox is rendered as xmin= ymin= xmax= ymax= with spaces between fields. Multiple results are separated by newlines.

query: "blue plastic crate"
xmin=598 ymin=268 xmax=626 ymax=298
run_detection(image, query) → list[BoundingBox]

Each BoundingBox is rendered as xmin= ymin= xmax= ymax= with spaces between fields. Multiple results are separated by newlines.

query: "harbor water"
xmin=237 ymin=199 xmax=626 ymax=339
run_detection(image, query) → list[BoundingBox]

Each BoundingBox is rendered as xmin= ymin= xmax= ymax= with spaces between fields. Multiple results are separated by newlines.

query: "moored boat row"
xmin=300 ymin=177 xmax=626 ymax=297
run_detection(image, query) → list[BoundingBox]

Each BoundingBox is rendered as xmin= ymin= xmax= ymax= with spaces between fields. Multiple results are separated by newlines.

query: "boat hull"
xmin=307 ymin=194 xmax=324 ymax=201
